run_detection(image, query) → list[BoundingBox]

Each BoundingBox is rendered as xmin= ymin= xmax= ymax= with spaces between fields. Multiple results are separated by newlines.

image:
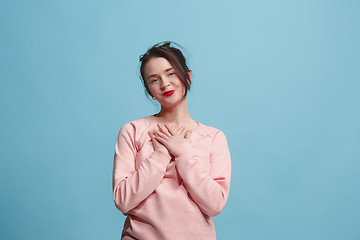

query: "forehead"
xmin=144 ymin=57 xmax=173 ymax=77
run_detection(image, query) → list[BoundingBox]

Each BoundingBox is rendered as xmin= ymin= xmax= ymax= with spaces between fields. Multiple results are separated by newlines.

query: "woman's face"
xmin=144 ymin=57 xmax=187 ymax=107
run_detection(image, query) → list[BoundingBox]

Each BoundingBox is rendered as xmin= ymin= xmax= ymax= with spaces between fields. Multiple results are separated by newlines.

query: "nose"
xmin=160 ymin=78 xmax=171 ymax=89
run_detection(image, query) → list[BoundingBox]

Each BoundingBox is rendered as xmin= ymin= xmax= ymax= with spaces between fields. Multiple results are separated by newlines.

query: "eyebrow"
xmin=147 ymin=68 xmax=174 ymax=80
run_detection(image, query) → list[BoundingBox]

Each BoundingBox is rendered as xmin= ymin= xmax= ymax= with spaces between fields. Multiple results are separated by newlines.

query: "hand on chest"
xmin=134 ymin=132 xmax=213 ymax=174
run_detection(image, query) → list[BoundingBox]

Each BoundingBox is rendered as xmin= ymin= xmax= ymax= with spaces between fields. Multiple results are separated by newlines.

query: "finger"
xmin=179 ymin=126 xmax=186 ymax=135
xmin=157 ymin=123 xmax=172 ymax=137
xmin=184 ymin=130 xmax=192 ymax=139
xmin=154 ymin=133 xmax=167 ymax=146
xmin=172 ymin=125 xmax=181 ymax=133
xmin=154 ymin=130 xmax=169 ymax=140
xmin=164 ymin=124 xmax=175 ymax=135
xmin=172 ymin=124 xmax=182 ymax=135
xmin=150 ymin=132 xmax=158 ymax=142
xmin=149 ymin=131 xmax=155 ymax=140
xmin=174 ymin=125 xmax=185 ymax=136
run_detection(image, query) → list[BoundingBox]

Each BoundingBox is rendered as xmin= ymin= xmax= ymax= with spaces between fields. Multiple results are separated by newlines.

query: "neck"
xmin=155 ymin=98 xmax=193 ymax=126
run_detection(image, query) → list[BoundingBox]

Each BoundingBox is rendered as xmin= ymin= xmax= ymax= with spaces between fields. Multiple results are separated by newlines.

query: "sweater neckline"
xmin=148 ymin=115 xmax=203 ymax=132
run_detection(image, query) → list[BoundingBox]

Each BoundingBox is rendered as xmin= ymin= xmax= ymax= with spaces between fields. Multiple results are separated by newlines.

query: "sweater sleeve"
xmin=112 ymin=122 xmax=171 ymax=214
xmin=174 ymin=130 xmax=231 ymax=217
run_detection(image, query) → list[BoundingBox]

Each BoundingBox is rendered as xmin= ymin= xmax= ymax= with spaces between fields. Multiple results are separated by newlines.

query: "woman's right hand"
xmin=149 ymin=131 xmax=171 ymax=156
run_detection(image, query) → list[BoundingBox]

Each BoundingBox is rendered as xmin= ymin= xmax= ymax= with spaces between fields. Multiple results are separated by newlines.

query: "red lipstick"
xmin=163 ymin=90 xmax=175 ymax=96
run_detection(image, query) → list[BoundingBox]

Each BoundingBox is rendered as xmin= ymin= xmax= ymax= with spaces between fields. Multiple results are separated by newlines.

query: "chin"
xmin=161 ymin=98 xmax=185 ymax=108
xmin=159 ymin=101 xmax=177 ymax=108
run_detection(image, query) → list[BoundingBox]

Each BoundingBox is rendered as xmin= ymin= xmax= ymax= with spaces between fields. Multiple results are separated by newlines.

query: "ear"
xmin=187 ymin=69 xmax=192 ymax=82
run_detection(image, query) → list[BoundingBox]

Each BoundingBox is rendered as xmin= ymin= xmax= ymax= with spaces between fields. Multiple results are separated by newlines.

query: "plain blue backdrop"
xmin=1 ymin=0 xmax=359 ymax=239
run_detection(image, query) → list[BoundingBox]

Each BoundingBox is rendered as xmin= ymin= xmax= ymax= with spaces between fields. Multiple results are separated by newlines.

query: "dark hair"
xmin=139 ymin=41 xmax=191 ymax=100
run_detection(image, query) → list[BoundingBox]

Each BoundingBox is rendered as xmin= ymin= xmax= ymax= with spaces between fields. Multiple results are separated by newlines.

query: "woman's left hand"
xmin=153 ymin=123 xmax=192 ymax=158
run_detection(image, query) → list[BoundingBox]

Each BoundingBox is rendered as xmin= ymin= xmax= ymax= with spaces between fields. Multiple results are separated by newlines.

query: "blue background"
xmin=1 ymin=0 xmax=359 ymax=239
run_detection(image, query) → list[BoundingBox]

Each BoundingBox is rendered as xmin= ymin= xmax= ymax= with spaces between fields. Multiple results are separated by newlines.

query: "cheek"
xmin=179 ymin=83 xmax=186 ymax=93
xmin=148 ymin=84 xmax=157 ymax=93
xmin=174 ymin=79 xmax=184 ymax=90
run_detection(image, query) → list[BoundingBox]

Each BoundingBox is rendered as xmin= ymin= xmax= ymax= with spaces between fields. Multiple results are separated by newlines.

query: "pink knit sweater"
xmin=112 ymin=115 xmax=231 ymax=240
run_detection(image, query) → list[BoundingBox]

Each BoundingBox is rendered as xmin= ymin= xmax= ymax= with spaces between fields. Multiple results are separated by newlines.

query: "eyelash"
xmin=150 ymin=72 xmax=175 ymax=83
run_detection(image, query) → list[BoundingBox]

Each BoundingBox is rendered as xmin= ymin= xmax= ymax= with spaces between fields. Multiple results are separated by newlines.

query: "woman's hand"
xmin=148 ymin=131 xmax=171 ymax=156
xmin=153 ymin=123 xmax=192 ymax=158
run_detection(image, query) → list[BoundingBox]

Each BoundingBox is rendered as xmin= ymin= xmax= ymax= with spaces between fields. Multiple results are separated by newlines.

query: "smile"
xmin=163 ymin=90 xmax=175 ymax=96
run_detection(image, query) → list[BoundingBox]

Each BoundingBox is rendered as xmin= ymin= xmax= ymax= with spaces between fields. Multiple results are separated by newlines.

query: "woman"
xmin=112 ymin=42 xmax=231 ymax=240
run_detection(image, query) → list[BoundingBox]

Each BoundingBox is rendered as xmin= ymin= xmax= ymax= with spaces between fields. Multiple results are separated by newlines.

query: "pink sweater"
xmin=112 ymin=115 xmax=231 ymax=240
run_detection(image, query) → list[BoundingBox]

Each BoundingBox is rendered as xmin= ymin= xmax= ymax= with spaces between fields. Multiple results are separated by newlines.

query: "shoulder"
xmin=195 ymin=122 xmax=228 ymax=141
xmin=117 ymin=115 xmax=154 ymax=137
xmin=196 ymin=123 xmax=230 ymax=155
xmin=123 ymin=115 xmax=153 ymax=128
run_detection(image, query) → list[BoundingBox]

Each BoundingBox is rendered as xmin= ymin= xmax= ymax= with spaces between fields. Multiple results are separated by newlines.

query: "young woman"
xmin=112 ymin=42 xmax=231 ymax=240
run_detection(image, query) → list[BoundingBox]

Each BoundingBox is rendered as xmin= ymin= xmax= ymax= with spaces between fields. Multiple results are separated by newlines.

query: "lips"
xmin=163 ymin=90 xmax=175 ymax=96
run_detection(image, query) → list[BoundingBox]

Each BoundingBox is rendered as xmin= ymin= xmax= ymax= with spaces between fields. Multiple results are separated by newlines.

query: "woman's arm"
xmin=174 ymin=131 xmax=231 ymax=217
xmin=112 ymin=122 xmax=171 ymax=214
